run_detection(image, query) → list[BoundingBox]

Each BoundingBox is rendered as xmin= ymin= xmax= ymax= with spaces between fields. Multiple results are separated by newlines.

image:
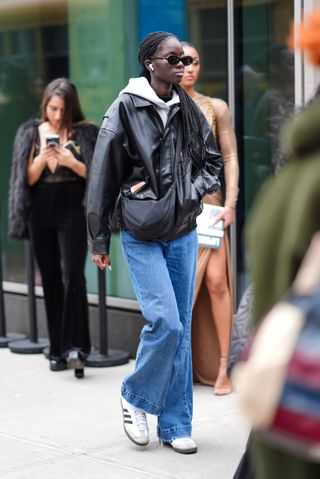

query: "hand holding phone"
xmin=41 ymin=134 xmax=60 ymax=173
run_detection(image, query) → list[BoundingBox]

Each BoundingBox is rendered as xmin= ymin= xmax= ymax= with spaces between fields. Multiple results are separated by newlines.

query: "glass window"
xmin=0 ymin=0 xmax=136 ymax=299
xmin=188 ymin=0 xmax=227 ymax=100
xmin=0 ymin=0 xmax=297 ymax=306
xmin=1 ymin=0 xmax=203 ymax=301
xmin=1 ymin=0 xmax=198 ymax=301
xmin=234 ymin=0 xmax=295 ymax=297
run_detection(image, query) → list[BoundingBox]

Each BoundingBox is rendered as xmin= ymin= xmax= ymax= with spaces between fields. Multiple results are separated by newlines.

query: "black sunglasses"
xmin=150 ymin=55 xmax=193 ymax=66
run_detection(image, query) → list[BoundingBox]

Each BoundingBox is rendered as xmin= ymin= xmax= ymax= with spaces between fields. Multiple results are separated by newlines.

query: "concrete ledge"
xmin=3 ymin=292 xmax=146 ymax=358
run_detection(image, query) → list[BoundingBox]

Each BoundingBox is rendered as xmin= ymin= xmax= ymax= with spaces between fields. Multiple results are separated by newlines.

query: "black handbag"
xmin=121 ymin=184 xmax=176 ymax=240
xmin=120 ymin=127 xmax=182 ymax=241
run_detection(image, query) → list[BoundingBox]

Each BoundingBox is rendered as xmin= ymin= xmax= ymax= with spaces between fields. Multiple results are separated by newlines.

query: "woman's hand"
xmin=92 ymin=254 xmax=112 ymax=271
xmin=54 ymin=145 xmax=74 ymax=168
xmin=54 ymin=145 xmax=87 ymax=178
xmin=40 ymin=145 xmax=59 ymax=173
xmin=213 ymin=206 xmax=235 ymax=229
xmin=27 ymin=145 xmax=57 ymax=185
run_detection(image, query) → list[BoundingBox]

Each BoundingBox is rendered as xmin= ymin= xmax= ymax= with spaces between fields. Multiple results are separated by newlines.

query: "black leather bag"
xmin=121 ymin=184 xmax=176 ymax=240
xmin=120 ymin=127 xmax=182 ymax=241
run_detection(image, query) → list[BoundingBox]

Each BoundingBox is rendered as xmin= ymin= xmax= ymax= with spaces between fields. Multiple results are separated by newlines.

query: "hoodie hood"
xmin=119 ymin=77 xmax=180 ymax=126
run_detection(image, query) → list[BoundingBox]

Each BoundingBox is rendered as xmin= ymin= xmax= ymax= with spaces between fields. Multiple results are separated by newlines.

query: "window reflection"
xmin=0 ymin=0 xmax=297 ymax=304
xmin=0 ymin=2 xmax=69 ymax=285
xmin=188 ymin=0 xmax=227 ymax=100
xmin=0 ymin=0 xmax=135 ymax=299
xmin=235 ymin=0 xmax=295 ymax=297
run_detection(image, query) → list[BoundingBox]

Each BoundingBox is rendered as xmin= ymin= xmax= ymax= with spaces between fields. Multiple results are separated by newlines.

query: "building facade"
xmin=1 ymin=0 xmax=319 ymax=316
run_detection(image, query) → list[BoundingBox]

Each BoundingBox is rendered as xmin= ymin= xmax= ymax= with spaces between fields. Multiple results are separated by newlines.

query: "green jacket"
xmin=247 ymin=100 xmax=320 ymax=324
xmin=246 ymin=101 xmax=320 ymax=478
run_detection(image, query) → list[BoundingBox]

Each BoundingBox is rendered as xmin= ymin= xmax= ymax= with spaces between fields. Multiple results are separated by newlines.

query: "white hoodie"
xmin=119 ymin=77 xmax=180 ymax=127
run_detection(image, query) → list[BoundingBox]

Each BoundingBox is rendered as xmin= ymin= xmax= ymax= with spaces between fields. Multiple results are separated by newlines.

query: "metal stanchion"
xmin=86 ymin=267 xmax=130 ymax=367
xmin=0 ymin=229 xmax=26 ymax=347
xmin=43 ymin=346 xmax=49 ymax=359
xmin=9 ymin=241 xmax=48 ymax=353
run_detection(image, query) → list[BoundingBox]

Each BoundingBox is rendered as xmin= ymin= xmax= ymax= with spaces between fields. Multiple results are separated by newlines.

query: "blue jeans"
xmin=120 ymin=229 xmax=198 ymax=442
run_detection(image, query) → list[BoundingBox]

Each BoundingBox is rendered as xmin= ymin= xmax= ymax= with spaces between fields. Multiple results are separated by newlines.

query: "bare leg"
xmin=204 ymin=240 xmax=232 ymax=395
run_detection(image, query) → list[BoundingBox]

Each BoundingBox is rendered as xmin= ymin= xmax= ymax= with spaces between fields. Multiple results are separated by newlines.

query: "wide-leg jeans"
xmin=120 ymin=229 xmax=198 ymax=442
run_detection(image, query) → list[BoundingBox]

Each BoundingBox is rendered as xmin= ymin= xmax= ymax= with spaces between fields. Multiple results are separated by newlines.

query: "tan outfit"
xmin=192 ymin=92 xmax=239 ymax=386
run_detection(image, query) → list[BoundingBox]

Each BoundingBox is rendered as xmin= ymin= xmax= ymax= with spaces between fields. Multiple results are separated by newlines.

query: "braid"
xmin=138 ymin=31 xmax=206 ymax=171
xmin=175 ymin=84 xmax=206 ymax=171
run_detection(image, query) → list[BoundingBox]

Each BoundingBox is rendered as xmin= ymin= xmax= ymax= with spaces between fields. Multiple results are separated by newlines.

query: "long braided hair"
xmin=138 ymin=31 xmax=206 ymax=171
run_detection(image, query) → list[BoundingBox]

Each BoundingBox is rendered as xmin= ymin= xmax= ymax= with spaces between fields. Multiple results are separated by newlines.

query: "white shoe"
xmin=121 ymin=397 xmax=149 ymax=446
xmin=162 ymin=437 xmax=198 ymax=454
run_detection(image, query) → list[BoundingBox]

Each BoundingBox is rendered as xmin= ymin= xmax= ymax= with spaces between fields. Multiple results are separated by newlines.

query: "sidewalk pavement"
xmin=0 ymin=348 xmax=249 ymax=479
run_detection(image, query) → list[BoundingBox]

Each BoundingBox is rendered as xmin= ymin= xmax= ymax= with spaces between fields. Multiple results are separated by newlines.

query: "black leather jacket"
xmin=87 ymin=92 xmax=222 ymax=254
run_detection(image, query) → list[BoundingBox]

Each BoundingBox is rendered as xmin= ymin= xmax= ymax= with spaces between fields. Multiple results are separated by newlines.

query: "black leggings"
xmin=29 ymin=182 xmax=90 ymax=359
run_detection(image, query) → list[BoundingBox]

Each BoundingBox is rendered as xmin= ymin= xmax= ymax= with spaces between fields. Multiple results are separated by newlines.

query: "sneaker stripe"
xmin=121 ymin=397 xmax=149 ymax=446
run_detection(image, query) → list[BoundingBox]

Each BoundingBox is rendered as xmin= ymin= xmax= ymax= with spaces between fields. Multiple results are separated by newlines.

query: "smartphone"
xmin=130 ymin=181 xmax=146 ymax=194
xmin=45 ymin=134 xmax=60 ymax=147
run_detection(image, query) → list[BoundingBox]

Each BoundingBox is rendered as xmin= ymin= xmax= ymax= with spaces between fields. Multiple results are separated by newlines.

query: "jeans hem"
xmin=121 ymin=385 xmax=163 ymax=416
xmin=157 ymin=425 xmax=192 ymax=442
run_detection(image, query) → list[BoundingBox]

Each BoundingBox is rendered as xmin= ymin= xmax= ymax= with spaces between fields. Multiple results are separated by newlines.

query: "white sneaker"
xmin=162 ymin=437 xmax=198 ymax=454
xmin=121 ymin=397 xmax=149 ymax=446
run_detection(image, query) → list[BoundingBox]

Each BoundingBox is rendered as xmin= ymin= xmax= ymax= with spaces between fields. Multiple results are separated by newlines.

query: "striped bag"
xmin=233 ymin=234 xmax=320 ymax=462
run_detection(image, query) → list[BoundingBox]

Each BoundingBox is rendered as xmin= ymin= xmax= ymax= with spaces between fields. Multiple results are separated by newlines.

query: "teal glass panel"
xmin=139 ymin=0 xmax=186 ymax=39
xmin=186 ymin=1 xmax=227 ymax=100
xmin=234 ymin=0 xmax=295 ymax=296
xmin=68 ymin=0 xmax=128 ymax=123
xmin=67 ymin=0 xmax=135 ymax=298
xmin=0 ymin=0 xmax=136 ymax=299
xmin=0 ymin=2 xmax=69 ymax=284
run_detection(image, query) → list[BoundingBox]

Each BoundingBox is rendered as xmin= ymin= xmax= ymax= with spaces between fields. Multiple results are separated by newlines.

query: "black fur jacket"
xmin=8 ymin=118 xmax=99 ymax=240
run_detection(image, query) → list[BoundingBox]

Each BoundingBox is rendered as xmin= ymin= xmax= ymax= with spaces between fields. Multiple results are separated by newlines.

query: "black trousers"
xmin=29 ymin=181 xmax=90 ymax=359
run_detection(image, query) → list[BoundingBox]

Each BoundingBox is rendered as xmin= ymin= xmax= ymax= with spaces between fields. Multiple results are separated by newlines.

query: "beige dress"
xmin=192 ymin=92 xmax=239 ymax=386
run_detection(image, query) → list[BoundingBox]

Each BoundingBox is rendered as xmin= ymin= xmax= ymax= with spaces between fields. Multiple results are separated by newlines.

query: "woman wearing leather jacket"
xmin=87 ymin=31 xmax=222 ymax=454
xmin=9 ymin=78 xmax=99 ymax=378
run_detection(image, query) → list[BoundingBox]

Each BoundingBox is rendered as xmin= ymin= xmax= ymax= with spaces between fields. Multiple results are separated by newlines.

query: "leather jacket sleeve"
xmin=193 ymin=117 xmax=223 ymax=199
xmin=87 ymin=118 xmax=128 ymax=255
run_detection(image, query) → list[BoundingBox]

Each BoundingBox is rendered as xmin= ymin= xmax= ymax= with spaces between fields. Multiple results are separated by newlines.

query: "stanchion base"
xmin=43 ymin=346 xmax=50 ymax=359
xmin=86 ymin=349 xmax=130 ymax=367
xmin=0 ymin=333 xmax=26 ymax=348
xmin=9 ymin=338 xmax=49 ymax=354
